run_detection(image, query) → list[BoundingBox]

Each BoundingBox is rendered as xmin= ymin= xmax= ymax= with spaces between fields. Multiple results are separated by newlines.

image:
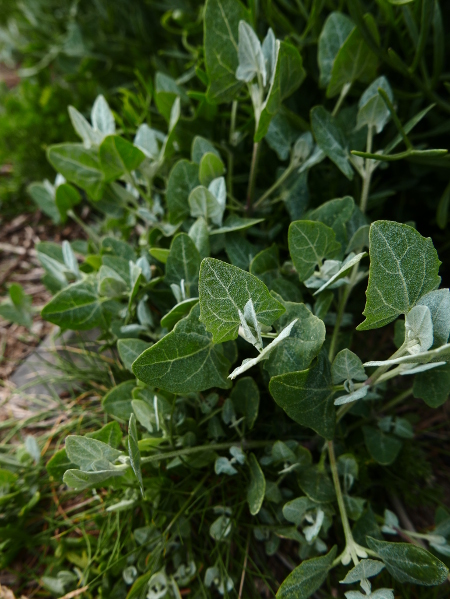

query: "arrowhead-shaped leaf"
xmin=289 ymin=220 xmax=341 ymax=281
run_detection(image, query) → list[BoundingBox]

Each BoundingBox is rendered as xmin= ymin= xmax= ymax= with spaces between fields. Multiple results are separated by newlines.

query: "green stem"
xmin=246 ymin=141 xmax=261 ymax=214
xmin=140 ymin=439 xmax=271 ymax=466
xmin=332 ymin=82 xmax=351 ymax=117
xmin=228 ymin=100 xmax=238 ymax=197
xmin=366 ymin=342 xmax=408 ymax=386
xmin=253 ymin=163 xmax=295 ymax=209
xmin=67 ymin=210 xmax=101 ymax=247
xmin=360 ymin=126 xmax=374 ymax=214
xmin=327 ymin=271 xmax=355 ymax=362
xmin=381 ymin=387 xmax=413 ymax=412
xmin=328 ymin=440 xmax=359 ymax=566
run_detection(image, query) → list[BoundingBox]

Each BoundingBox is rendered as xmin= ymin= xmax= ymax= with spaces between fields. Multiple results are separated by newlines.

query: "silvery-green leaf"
xmin=209 ymin=214 xmax=264 ymax=235
xmin=347 ymin=225 xmax=370 ymax=253
xmin=357 ymin=76 xmax=393 ymax=134
xmin=25 ymin=435 xmax=40 ymax=463
xmin=334 ymin=386 xmax=368 ymax=406
xmin=137 ymin=298 xmax=154 ymax=327
xmin=327 ymin=15 xmax=379 ymax=98
xmin=417 ymin=289 xmax=450 ymax=347
xmin=102 ymin=381 xmax=135 ymax=420
xmin=366 ymin=537 xmax=449 ymax=585
xmin=199 ymin=152 xmax=225 ymax=187
xmin=62 ymin=240 xmax=79 ymax=277
xmin=134 ymin=123 xmax=160 ymax=159
xmin=381 ymin=509 xmax=400 ymax=534
xmin=318 ymin=12 xmax=354 ymax=87
xmin=166 ymin=159 xmax=199 ymax=224
xmin=255 ymin=40 xmax=305 ymax=142
xmin=405 ymin=305 xmax=433 ymax=353
xmin=99 ymin=135 xmax=145 ymax=182
xmin=191 ymin=136 xmax=221 ymax=164
xmin=230 ymin=445 xmax=245 ymax=464
xmin=277 ymin=546 xmax=337 ymax=599
xmin=341 ymin=559 xmax=385 ymax=584
xmin=188 ymin=217 xmax=210 ymax=259
xmin=362 ymin=426 xmax=402 ymax=465
xmin=188 ymin=185 xmax=224 ymax=227
xmin=247 ymin=453 xmax=265 ymax=515
xmin=309 ymin=196 xmax=355 ymax=249
xmin=210 ymin=515 xmax=232 ymax=541
xmin=91 ymin=95 xmax=115 ymax=135
xmin=303 ymin=508 xmax=324 ymax=542
xmin=311 ymin=106 xmax=354 ymax=180
xmin=282 ymin=497 xmax=317 ymax=526
xmin=230 ymin=377 xmax=259 ymax=429
xmin=292 ymin=132 xmax=314 ymax=166
xmin=28 ymin=181 xmax=60 ymax=224
xmin=332 ymin=349 xmax=367 ymax=383
xmin=393 ymin=417 xmax=414 ymax=439
xmin=118 ymin=339 xmax=151 ymax=371
xmin=229 ymin=319 xmax=298 ymax=379
xmin=65 ymin=435 xmax=123 ymax=471
xmin=358 ymin=221 xmax=441 ymax=331
xmin=313 ymin=252 xmax=366 ymax=295
xmin=400 ymin=361 xmax=446 ymax=376
xmin=68 ymin=105 xmax=100 ymax=148
xmin=289 ymin=220 xmax=341 ymax=281
xmin=270 ymin=353 xmax=335 ymax=439
xmin=345 ymin=591 xmax=393 ymax=599
xmin=165 ymin=233 xmax=201 ymax=297
xmin=215 ymin=456 xmax=238 ymax=475
xmin=208 ymin=176 xmax=226 ymax=212
xmin=42 ymin=280 xmax=104 ymax=330
xmin=132 ymin=304 xmax=231 ymax=393
xmin=238 ymin=298 xmax=263 ymax=350
xmin=413 ymin=362 xmax=450 ymax=408
xmin=337 ymin=453 xmax=358 ymax=490
xmin=98 ymin=265 xmax=128 ymax=298
xmin=131 ymin=399 xmax=155 ymax=433
xmin=236 ymin=21 xmax=266 ymax=85
xmin=265 ymin=296 xmax=325 ymax=377
xmin=262 ymin=28 xmax=276 ymax=83
xmin=364 ymin=343 xmax=450 ymax=368
xmin=160 ymin=298 xmax=199 ymax=330
xmin=47 ymin=143 xmax=104 ymax=200
xmin=204 ymin=0 xmax=250 ymax=103
xmin=63 ymin=468 xmax=120 ymax=490
xmin=199 ymin=258 xmax=285 ymax=343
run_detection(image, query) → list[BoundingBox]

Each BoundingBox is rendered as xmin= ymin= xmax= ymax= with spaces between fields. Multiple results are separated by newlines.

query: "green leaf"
xmin=99 ymin=135 xmax=145 ymax=182
xmin=118 ymin=339 xmax=152 ymax=371
xmin=165 ymin=233 xmax=201 ymax=297
xmin=41 ymin=280 xmax=104 ymax=330
xmin=250 ymin=244 xmax=279 ymax=287
xmin=128 ymin=414 xmax=144 ymax=496
xmin=0 ymin=283 xmax=33 ymax=329
xmin=132 ymin=399 xmax=156 ymax=433
xmin=311 ymin=107 xmax=354 ymax=179
xmin=283 ymin=497 xmax=317 ymax=526
xmin=199 ymin=152 xmax=225 ymax=187
xmin=209 ymin=214 xmax=264 ymax=235
xmin=98 ymin=265 xmax=128 ymax=298
xmin=63 ymin=469 xmax=119 ymax=490
xmin=132 ymin=304 xmax=232 ymax=393
xmin=65 ymin=435 xmax=122 ymax=471
xmin=28 ymin=181 xmax=60 ymax=224
xmin=166 ymin=160 xmax=200 ymax=224
xmin=189 ymin=217 xmax=210 ymax=260
xmin=332 ymin=349 xmax=367 ymax=384
xmin=68 ymin=105 xmax=100 ymax=147
xmin=102 ymin=380 xmax=135 ymax=420
xmin=288 ymin=220 xmax=341 ymax=281
xmin=55 ymin=183 xmax=81 ymax=223
xmin=191 ymin=136 xmax=221 ymax=164
xmin=47 ymin=143 xmax=104 ymax=200
xmin=225 ymin=233 xmax=258 ymax=270
xmin=235 ymin=21 xmax=266 ymax=84
xmin=149 ymin=248 xmax=170 ymax=264
xmin=318 ymin=12 xmax=354 ymax=88
xmin=230 ymin=376 xmax=259 ymax=429
xmin=189 ymin=185 xmax=224 ymax=227
xmin=327 ymin=14 xmax=379 ymax=98
xmin=298 ymin=467 xmax=335 ymax=502
xmin=247 ymin=453 xmax=266 ymax=515
xmin=269 ymin=353 xmax=335 ymax=439
xmin=437 ymin=181 xmax=450 ymax=230
xmin=204 ymin=0 xmax=250 ymax=103
xmin=160 ymin=298 xmax=199 ymax=330
xmin=413 ymin=362 xmax=450 ymax=408
xmin=366 ymin=537 xmax=449 ymax=585
xmin=340 ymin=559 xmax=385 ymax=583
xmin=86 ymin=422 xmax=123 ymax=448
xmin=357 ymin=76 xmax=393 ymax=134
xmin=362 ymin=426 xmax=402 ymax=465
xmin=255 ymin=41 xmax=305 ymax=142
xmin=357 ymin=221 xmax=441 ymax=330
xmin=276 ymin=546 xmax=337 ymax=599
xmin=199 ymin=258 xmax=285 ymax=343
xmin=265 ymin=296 xmax=325 ymax=377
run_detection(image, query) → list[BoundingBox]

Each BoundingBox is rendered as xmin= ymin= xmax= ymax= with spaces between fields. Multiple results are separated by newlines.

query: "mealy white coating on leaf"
xmin=340 ymin=559 xmax=385 ymax=584
xmin=334 ymin=385 xmax=368 ymax=406
xmin=416 ymin=288 xmax=450 ymax=347
xmin=238 ymin=298 xmax=263 ymax=350
xmin=405 ymin=305 xmax=433 ymax=354
xmin=236 ymin=21 xmax=266 ymax=85
xmin=261 ymin=28 xmax=276 ymax=85
xmin=91 ymin=95 xmax=115 ymax=135
xmin=399 ymin=361 xmax=446 ymax=375
xmin=364 ymin=343 xmax=450 ymax=367
xmin=313 ymin=252 xmax=366 ymax=295
xmin=229 ymin=318 xmax=298 ymax=379
xmin=134 ymin=123 xmax=160 ymax=159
